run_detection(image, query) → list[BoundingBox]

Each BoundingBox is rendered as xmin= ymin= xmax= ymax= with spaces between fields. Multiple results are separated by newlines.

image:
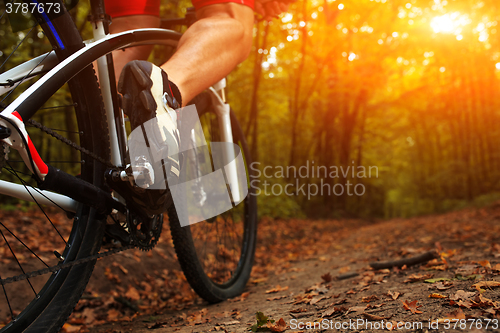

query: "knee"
xmin=232 ymin=18 xmax=254 ymax=61
xmin=196 ymin=4 xmax=254 ymax=61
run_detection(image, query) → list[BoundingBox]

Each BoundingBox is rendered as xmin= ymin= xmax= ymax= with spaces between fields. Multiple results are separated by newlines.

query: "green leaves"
xmin=251 ymin=311 xmax=275 ymax=332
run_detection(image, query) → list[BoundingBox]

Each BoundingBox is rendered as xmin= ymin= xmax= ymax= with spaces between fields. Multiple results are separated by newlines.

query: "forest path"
xmin=72 ymin=203 xmax=500 ymax=333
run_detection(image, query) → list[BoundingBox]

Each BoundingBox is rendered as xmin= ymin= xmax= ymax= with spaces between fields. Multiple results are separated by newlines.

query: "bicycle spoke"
xmin=0 ymin=271 xmax=15 ymax=321
xmin=0 ymin=221 xmax=50 ymax=268
xmin=0 ymin=26 xmax=37 ymax=74
xmin=1 ymin=44 xmax=52 ymax=104
xmin=5 ymin=163 xmax=68 ymax=244
xmin=0 ymin=228 xmax=37 ymax=296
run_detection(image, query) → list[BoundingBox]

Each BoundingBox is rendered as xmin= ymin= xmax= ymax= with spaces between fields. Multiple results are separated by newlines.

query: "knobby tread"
xmin=23 ymin=65 xmax=110 ymax=333
xmin=168 ymin=102 xmax=257 ymax=303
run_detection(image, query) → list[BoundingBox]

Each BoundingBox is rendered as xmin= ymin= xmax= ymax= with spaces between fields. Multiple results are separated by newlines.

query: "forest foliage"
xmin=229 ymin=0 xmax=500 ymax=219
xmin=1 ymin=0 xmax=500 ymax=219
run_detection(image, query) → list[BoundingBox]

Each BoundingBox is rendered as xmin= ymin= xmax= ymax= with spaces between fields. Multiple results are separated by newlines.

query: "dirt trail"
xmin=70 ymin=203 xmax=500 ymax=333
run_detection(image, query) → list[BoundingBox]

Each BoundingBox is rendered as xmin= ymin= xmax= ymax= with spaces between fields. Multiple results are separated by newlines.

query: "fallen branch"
xmin=336 ymin=272 xmax=359 ymax=280
xmin=369 ymin=250 xmax=438 ymax=270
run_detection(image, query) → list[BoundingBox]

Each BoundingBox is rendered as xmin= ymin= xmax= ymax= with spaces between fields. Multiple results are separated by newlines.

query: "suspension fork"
xmin=208 ymin=79 xmax=242 ymax=204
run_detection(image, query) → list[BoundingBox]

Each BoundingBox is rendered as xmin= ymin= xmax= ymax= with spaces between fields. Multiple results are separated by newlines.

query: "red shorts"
xmin=104 ymin=0 xmax=253 ymax=18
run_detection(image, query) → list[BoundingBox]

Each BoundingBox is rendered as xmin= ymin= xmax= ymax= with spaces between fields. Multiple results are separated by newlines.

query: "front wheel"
xmin=168 ymin=92 xmax=257 ymax=302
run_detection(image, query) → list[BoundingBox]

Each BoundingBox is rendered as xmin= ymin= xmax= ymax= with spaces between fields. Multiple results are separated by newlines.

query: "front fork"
xmin=207 ymin=79 xmax=242 ymax=204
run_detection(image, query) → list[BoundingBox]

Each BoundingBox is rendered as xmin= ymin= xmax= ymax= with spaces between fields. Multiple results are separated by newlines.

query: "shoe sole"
xmin=118 ymin=60 xmax=157 ymax=130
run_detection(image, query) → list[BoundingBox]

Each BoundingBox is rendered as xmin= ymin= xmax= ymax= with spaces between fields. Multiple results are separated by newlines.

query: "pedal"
xmin=108 ymin=160 xmax=155 ymax=188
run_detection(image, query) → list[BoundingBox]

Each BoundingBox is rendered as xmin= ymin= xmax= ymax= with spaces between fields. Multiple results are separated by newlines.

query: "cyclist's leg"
xmin=108 ymin=15 xmax=161 ymax=82
xmin=109 ymin=3 xmax=253 ymax=106
xmin=161 ymin=3 xmax=254 ymax=105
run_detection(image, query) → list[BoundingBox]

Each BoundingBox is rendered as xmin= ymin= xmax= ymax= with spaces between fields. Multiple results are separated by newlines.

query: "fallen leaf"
xmin=387 ymin=291 xmax=401 ymax=300
xmin=437 ymin=308 xmax=466 ymax=323
xmin=322 ymin=306 xmax=347 ymax=317
xmin=472 ymin=281 xmax=500 ymax=292
xmin=402 ymin=300 xmax=423 ymax=314
xmin=61 ymin=323 xmax=81 ymax=333
xmin=251 ymin=277 xmax=268 ymax=284
xmin=362 ymin=295 xmax=379 ymax=303
xmin=321 ymin=272 xmax=333 ymax=283
xmin=456 ymin=274 xmax=482 ymax=281
xmin=434 ymin=281 xmax=454 ymax=290
xmin=267 ymin=295 xmax=287 ymax=301
xmin=472 ymin=294 xmax=498 ymax=308
xmin=368 ymin=303 xmax=386 ymax=308
xmin=266 ymin=285 xmax=289 ymax=294
xmin=289 ymin=308 xmax=307 ymax=313
xmin=428 ymin=293 xmax=447 ymax=299
xmin=339 ymin=266 xmax=351 ymax=274
xmin=404 ymin=274 xmax=433 ymax=283
xmin=425 ymin=277 xmax=451 ymax=283
xmin=107 ymin=308 xmax=121 ymax=322
xmin=450 ymin=290 xmax=476 ymax=301
xmin=112 ymin=262 xmax=129 ymax=274
xmin=478 ymin=260 xmax=491 ymax=269
xmin=267 ymin=318 xmax=288 ymax=332
xmin=81 ymin=307 xmax=96 ymax=325
xmin=455 ymin=265 xmax=478 ymax=276
xmin=455 ymin=300 xmax=472 ymax=309
xmin=332 ymin=298 xmax=347 ymax=305
xmin=347 ymin=305 xmax=368 ymax=314
xmin=125 ymin=286 xmax=141 ymax=301
xmin=214 ymin=311 xmax=231 ymax=319
xmin=251 ymin=312 xmax=273 ymax=332
xmin=309 ymin=296 xmax=327 ymax=305
xmin=362 ymin=313 xmax=391 ymax=321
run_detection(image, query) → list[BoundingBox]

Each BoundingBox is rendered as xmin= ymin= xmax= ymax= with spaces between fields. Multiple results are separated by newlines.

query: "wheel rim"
xmin=0 ymin=18 xmax=101 ymax=331
xmin=184 ymin=107 xmax=256 ymax=287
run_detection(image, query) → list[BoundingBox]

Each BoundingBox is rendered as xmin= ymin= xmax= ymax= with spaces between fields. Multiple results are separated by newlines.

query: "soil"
xmin=61 ymin=202 xmax=500 ymax=332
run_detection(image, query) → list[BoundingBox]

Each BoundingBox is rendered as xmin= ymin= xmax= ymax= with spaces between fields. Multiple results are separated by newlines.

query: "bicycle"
xmin=0 ymin=0 xmax=257 ymax=331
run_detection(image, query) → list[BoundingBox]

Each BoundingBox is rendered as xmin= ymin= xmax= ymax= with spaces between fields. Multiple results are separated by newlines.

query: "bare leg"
xmin=110 ymin=4 xmax=254 ymax=106
xmin=108 ymin=15 xmax=160 ymax=82
xmin=162 ymin=4 xmax=254 ymax=105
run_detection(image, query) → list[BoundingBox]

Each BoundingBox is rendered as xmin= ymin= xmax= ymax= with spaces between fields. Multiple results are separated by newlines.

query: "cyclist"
xmin=105 ymin=0 xmax=289 ymax=215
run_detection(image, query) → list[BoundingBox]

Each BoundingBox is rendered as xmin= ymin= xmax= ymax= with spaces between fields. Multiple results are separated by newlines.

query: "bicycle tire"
xmin=0 ymin=2 xmax=109 ymax=332
xmin=168 ymin=92 xmax=258 ymax=302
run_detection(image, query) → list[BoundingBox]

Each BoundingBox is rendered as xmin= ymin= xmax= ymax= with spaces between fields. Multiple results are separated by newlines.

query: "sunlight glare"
xmin=282 ymin=13 xmax=293 ymax=23
xmin=431 ymin=12 xmax=470 ymax=34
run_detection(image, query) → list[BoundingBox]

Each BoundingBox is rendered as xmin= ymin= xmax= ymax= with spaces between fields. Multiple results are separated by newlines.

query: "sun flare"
xmin=431 ymin=12 xmax=471 ymax=34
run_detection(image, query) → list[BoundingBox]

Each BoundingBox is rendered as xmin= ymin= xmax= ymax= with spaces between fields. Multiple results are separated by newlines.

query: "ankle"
xmin=161 ymin=71 xmax=183 ymax=108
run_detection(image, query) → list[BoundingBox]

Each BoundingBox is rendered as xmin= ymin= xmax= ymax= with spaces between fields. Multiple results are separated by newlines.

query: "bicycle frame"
xmin=0 ymin=28 xmax=180 ymax=212
xmin=0 ymin=10 xmax=241 ymax=212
